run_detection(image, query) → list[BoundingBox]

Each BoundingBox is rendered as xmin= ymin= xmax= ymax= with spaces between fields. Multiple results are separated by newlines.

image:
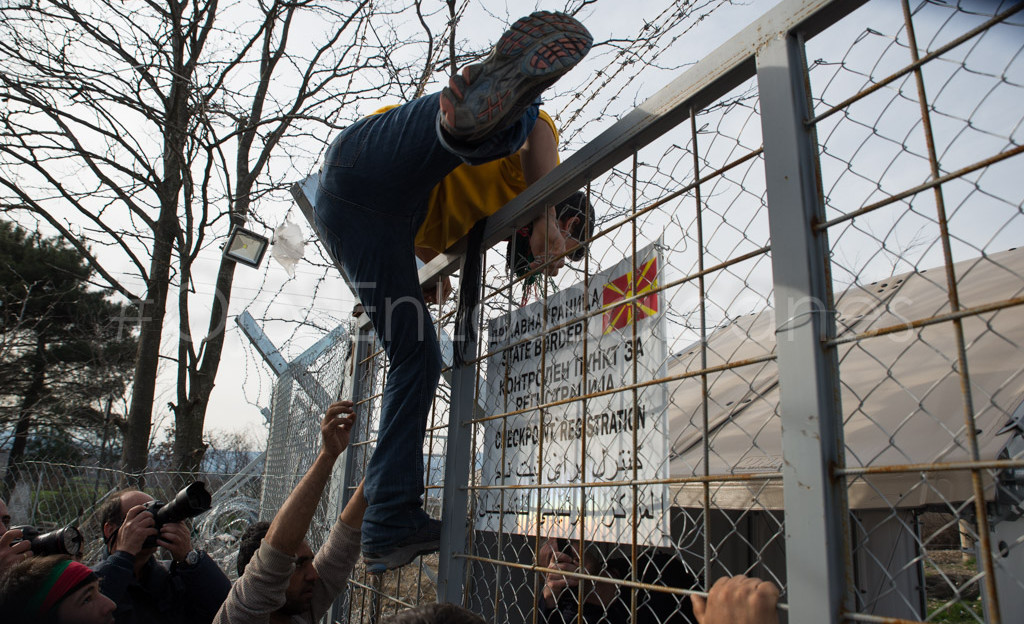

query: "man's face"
xmin=279 ymin=542 xmax=317 ymax=615
xmin=105 ymin=490 xmax=157 ymax=560
xmin=56 ymin=580 xmax=116 ymax=624
xmin=0 ymin=498 xmax=10 ymax=534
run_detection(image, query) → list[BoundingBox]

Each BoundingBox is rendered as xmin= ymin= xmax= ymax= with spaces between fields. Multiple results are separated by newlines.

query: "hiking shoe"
xmin=363 ymin=518 xmax=442 ymax=574
xmin=439 ymin=11 xmax=592 ymax=144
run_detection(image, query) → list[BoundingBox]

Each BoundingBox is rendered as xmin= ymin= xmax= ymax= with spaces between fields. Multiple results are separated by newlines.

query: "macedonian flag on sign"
xmin=601 ymin=255 xmax=659 ymax=334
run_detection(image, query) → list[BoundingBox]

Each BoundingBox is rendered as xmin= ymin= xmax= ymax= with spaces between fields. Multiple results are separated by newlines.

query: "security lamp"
xmin=223 ymin=226 xmax=269 ymax=269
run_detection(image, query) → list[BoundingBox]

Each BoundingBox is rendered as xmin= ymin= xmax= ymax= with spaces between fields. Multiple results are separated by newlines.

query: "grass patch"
xmin=926 ymin=598 xmax=984 ymax=623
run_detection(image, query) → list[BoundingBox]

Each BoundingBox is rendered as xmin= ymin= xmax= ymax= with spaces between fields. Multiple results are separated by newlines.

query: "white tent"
xmin=668 ymin=246 xmax=1024 ymax=510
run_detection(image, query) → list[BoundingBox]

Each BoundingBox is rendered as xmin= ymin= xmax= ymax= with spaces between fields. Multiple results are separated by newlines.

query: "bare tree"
xmin=0 ymin=0 xmax=418 ymax=482
xmin=203 ymin=428 xmax=259 ymax=477
xmin=1 ymin=0 xmax=735 ymax=486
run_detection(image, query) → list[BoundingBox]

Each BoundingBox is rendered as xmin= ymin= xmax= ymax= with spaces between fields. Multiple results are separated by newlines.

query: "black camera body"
xmin=140 ymin=481 xmax=212 ymax=548
xmin=11 ymin=524 xmax=83 ymax=557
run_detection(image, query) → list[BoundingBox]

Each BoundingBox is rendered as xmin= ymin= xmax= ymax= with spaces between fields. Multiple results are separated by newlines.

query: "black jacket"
xmin=94 ymin=550 xmax=231 ymax=624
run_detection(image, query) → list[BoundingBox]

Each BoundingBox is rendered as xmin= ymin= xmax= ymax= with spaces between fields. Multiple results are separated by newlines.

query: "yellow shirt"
xmin=371 ymin=105 xmax=560 ymax=253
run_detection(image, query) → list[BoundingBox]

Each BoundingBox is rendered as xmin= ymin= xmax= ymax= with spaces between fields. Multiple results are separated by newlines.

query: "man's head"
xmin=236 ymin=521 xmax=270 ymax=576
xmin=236 ymin=521 xmax=319 ymax=616
xmin=554 ymin=191 xmax=596 ymax=262
xmin=508 ymin=190 xmax=596 ymax=279
xmin=99 ymin=489 xmax=155 ymax=559
xmin=0 ymin=497 xmax=10 ymax=535
xmin=0 ymin=554 xmax=115 ymax=624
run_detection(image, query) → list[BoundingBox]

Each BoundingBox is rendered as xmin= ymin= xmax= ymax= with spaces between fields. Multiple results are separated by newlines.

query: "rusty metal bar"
xmin=825 ymin=294 xmax=1024 ymax=346
xmin=459 ymin=551 xmax=796 ymax=619
xmin=814 ymin=144 xmax=1024 ymax=232
xmin=838 ymin=459 xmax=1024 ymax=477
xmin=470 ymin=471 xmax=782 ymax=490
xmin=469 ymin=353 xmax=777 ymax=425
xmin=841 ymin=612 xmax=928 ymax=624
xmin=900 ymin=0 xmax=1000 ymax=618
xmin=806 ymin=2 xmax=1024 ymax=128
xmin=691 ymin=102 xmax=715 ymax=594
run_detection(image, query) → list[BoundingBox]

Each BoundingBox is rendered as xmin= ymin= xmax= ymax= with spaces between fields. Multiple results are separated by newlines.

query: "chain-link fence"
xmin=287 ymin=0 xmax=1024 ymax=623
xmin=0 ymin=457 xmax=264 ymax=580
xmin=260 ymin=324 xmax=353 ymax=555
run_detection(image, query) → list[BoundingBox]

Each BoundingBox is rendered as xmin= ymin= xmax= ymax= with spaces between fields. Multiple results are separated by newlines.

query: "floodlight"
xmin=223 ymin=226 xmax=269 ymax=269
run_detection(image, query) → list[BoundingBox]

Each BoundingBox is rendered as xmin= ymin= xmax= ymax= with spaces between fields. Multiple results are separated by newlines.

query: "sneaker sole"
xmin=439 ymin=11 xmax=592 ymax=143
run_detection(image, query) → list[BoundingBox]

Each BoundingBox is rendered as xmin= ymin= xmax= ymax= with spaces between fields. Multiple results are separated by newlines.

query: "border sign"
xmin=478 ymin=242 xmax=670 ymax=546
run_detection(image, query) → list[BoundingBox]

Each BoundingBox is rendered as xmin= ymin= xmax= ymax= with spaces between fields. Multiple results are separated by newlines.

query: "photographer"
xmin=0 ymin=496 xmax=32 ymax=576
xmin=0 ymin=554 xmax=116 ymax=624
xmin=94 ymin=487 xmax=230 ymax=623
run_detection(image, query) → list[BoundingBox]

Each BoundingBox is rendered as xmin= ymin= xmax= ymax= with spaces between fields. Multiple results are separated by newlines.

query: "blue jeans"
xmin=313 ymin=93 xmax=539 ymax=552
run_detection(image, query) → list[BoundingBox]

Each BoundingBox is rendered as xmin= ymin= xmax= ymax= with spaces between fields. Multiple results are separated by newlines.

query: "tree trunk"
xmin=1 ymin=337 xmax=46 ymax=499
xmin=172 ymin=253 xmax=238 ymax=481
xmin=120 ymin=201 xmax=178 ymax=486
xmin=121 ymin=1 xmax=193 ymax=487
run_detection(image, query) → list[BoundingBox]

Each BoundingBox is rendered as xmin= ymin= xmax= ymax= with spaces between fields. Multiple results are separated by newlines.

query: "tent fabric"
xmin=667 ymin=247 xmax=1024 ymax=509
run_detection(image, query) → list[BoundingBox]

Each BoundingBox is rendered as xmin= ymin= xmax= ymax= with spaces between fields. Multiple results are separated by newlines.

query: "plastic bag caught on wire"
xmin=271 ymin=216 xmax=305 ymax=278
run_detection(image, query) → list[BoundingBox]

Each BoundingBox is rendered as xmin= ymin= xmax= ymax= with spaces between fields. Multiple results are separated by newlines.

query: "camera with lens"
xmin=141 ymin=481 xmax=212 ymax=547
xmin=11 ymin=524 xmax=84 ymax=557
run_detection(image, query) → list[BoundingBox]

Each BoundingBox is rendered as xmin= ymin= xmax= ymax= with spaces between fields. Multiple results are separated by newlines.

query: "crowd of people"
xmin=0 ymin=400 xmax=779 ymax=624
xmin=0 ymin=11 xmax=781 ymax=624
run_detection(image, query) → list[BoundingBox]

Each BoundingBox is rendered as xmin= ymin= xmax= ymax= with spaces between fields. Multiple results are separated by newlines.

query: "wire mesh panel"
xmin=806 ymin=1 xmax=1024 ymax=621
xmin=337 ymin=324 xmax=448 ymax=623
xmin=306 ymin=1 xmax=1024 ymax=623
xmin=259 ymin=330 xmax=352 ymax=552
xmin=456 ymin=72 xmax=781 ymax=624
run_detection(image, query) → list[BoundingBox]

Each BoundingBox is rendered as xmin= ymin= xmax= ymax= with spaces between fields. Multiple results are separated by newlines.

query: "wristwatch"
xmin=183 ymin=549 xmax=203 ymax=568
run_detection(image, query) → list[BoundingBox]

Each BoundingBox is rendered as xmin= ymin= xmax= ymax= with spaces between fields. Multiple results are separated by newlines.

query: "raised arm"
xmin=339 ymin=480 xmax=368 ymax=529
xmin=213 ymin=401 xmax=356 ymax=624
xmin=265 ymin=400 xmax=355 ymax=554
xmin=520 ymin=118 xmax=558 ymax=186
xmin=520 ymin=121 xmax=568 ymax=276
xmin=308 ymin=480 xmax=369 ymax=620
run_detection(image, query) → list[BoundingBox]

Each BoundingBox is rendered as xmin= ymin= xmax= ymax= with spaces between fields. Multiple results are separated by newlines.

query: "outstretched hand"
xmin=321 ymin=400 xmax=356 ymax=459
xmin=692 ymin=575 xmax=780 ymax=624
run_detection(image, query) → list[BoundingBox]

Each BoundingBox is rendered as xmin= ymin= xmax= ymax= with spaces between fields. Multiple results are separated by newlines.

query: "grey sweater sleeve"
xmin=309 ymin=519 xmax=362 ymax=621
xmin=211 ymin=540 xmax=296 ymax=624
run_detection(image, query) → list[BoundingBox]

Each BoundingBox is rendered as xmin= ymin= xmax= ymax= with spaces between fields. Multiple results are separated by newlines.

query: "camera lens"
xmin=61 ymin=526 xmax=84 ymax=557
xmin=11 ymin=525 xmax=83 ymax=557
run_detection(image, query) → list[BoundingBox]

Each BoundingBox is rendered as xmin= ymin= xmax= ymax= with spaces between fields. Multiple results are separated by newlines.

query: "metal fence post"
xmin=337 ymin=325 xmax=368 ymax=511
xmin=329 ymin=324 xmax=370 ymax=624
xmin=756 ymin=33 xmax=851 ymax=624
xmin=437 ymin=260 xmax=480 ymax=605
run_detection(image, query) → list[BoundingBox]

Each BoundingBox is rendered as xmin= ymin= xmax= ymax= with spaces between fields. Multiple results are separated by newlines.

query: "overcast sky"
xmin=35 ymin=0 xmax=1018 ymax=452
xmin=189 ymin=0 xmax=773 ymax=445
